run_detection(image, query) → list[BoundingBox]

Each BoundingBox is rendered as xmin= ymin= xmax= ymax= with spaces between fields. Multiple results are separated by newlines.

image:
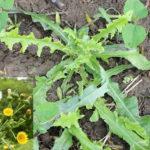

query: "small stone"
xmin=51 ymin=0 xmax=66 ymax=9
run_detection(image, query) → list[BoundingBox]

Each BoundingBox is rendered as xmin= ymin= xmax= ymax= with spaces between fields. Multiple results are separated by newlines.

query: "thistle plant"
xmin=0 ymin=0 xmax=150 ymax=149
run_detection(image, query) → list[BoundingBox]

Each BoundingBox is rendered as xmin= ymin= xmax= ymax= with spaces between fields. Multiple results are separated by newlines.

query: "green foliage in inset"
xmin=15 ymin=140 xmax=33 ymax=150
xmin=0 ymin=80 xmax=33 ymax=148
xmin=0 ymin=78 xmax=32 ymax=93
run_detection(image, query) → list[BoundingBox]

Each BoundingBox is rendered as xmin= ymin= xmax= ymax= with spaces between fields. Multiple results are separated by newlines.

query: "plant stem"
xmin=13 ymin=104 xmax=25 ymax=115
xmin=10 ymin=129 xmax=16 ymax=140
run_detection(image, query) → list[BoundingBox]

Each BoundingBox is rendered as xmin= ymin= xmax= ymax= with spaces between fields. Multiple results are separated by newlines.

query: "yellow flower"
xmin=27 ymin=96 xmax=32 ymax=100
xmin=17 ymin=132 xmax=28 ymax=144
xmin=20 ymin=93 xmax=26 ymax=97
xmin=3 ymin=145 xmax=8 ymax=150
xmin=26 ymin=109 xmax=32 ymax=115
xmin=3 ymin=108 xmax=13 ymax=116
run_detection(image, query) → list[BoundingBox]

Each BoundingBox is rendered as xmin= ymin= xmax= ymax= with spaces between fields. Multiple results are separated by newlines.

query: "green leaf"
xmin=0 ymin=28 xmax=65 ymax=56
xmin=122 ymin=24 xmax=147 ymax=48
xmin=119 ymin=117 xmax=148 ymax=140
xmin=100 ymin=67 xmax=139 ymax=122
xmin=78 ymin=26 xmax=89 ymax=39
xmin=54 ymin=111 xmax=102 ymax=150
xmin=106 ymin=64 xmax=132 ymax=78
xmin=33 ymin=59 xmax=70 ymax=106
xmin=108 ymin=81 xmax=139 ymax=121
xmin=90 ymin=109 xmax=99 ymax=122
xmin=0 ymin=12 xmax=8 ymax=32
xmin=36 ymin=102 xmax=59 ymax=123
xmin=60 ymin=83 xmax=108 ymax=114
xmin=52 ymin=129 xmax=73 ymax=150
xmin=100 ymin=49 xmax=150 ymax=70
xmin=78 ymin=83 xmax=108 ymax=107
xmin=34 ymin=83 xmax=108 ymax=134
xmin=0 ymin=0 xmax=14 ymax=9
xmin=27 ymin=12 xmax=69 ymax=44
xmin=92 ymin=12 xmax=132 ymax=42
xmin=139 ymin=116 xmax=150 ymax=136
xmin=94 ymin=100 xmax=149 ymax=150
xmin=33 ymin=137 xmax=39 ymax=150
xmin=69 ymin=126 xmax=102 ymax=150
xmin=97 ymin=7 xmax=111 ymax=23
xmin=46 ymin=59 xmax=71 ymax=78
xmin=54 ymin=111 xmax=83 ymax=128
xmin=15 ymin=139 xmax=33 ymax=150
xmin=124 ymin=0 xmax=148 ymax=19
xmin=33 ymin=77 xmax=49 ymax=106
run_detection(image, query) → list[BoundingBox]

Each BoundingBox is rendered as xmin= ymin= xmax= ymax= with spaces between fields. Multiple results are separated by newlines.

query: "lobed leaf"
xmin=52 ymin=129 xmax=73 ymax=150
xmin=92 ymin=12 xmax=132 ymax=42
xmin=100 ymin=49 xmax=150 ymax=70
xmin=106 ymin=64 xmax=132 ymax=78
xmin=94 ymin=100 xmax=149 ymax=150
xmin=0 ymin=28 xmax=65 ymax=56
xmin=69 ymin=126 xmax=102 ymax=150
xmin=34 ymin=83 xmax=108 ymax=133
xmin=100 ymin=67 xmax=139 ymax=122
xmin=54 ymin=111 xmax=102 ymax=150
xmin=27 ymin=12 xmax=69 ymax=44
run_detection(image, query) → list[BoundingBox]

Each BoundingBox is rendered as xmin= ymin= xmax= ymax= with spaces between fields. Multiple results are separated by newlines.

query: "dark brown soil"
xmin=15 ymin=0 xmax=125 ymax=27
xmin=0 ymin=0 xmax=150 ymax=150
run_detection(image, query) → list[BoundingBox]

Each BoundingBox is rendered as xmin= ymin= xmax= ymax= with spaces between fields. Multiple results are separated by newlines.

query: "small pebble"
xmin=51 ymin=0 xmax=66 ymax=9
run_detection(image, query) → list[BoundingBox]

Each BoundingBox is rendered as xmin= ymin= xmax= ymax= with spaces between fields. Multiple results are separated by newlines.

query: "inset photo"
xmin=0 ymin=78 xmax=33 ymax=150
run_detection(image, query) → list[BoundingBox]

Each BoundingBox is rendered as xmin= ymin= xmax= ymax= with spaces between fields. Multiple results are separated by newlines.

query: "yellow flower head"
xmin=20 ymin=93 xmax=26 ymax=97
xmin=17 ymin=132 xmax=28 ymax=144
xmin=26 ymin=109 xmax=32 ymax=115
xmin=3 ymin=145 xmax=8 ymax=150
xmin=3 ymin=108 xmax=13 ymax=116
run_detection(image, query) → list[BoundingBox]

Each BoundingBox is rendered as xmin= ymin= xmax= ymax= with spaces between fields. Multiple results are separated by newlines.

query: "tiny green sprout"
xmin=56 ymin=87 xmax=63 ymax=99
xmin=123 ymin=75 xmax=134 ymax=84
xmin=55 ymin=12 xmax=61 ymax=25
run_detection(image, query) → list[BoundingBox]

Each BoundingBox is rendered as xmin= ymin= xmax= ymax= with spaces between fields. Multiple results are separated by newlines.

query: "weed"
xmin=0 ymin=0 xmax=150 ymax=149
